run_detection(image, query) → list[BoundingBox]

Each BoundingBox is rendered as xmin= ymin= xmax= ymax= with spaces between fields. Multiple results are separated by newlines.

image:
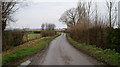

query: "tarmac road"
xmin=29 ymin=33 xmax=102 ymax=65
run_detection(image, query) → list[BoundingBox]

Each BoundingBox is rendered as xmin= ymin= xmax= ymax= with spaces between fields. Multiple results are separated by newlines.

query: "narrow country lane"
xmin=29 ymin=33 xmax=102 ymax=65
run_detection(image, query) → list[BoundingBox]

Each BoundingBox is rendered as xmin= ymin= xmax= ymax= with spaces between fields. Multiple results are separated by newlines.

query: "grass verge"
xmin=66 ymin=34 xmax=120 ymax=66
xmin=23 ymin=33 xmax=41 ymax=42
xmin=2 ymin=33 xmax=61 ymax=65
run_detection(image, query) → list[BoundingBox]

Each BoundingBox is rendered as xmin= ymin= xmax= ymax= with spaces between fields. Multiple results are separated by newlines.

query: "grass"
xmin=28 ymin=33 xmax=41 ymax=39
xmin=2 ymin=33 xmax=60 ymax=65
xmin=66 ymin=34 xmax=120 ymax=66
xmin=0 ymin=54 xmax=2 ymax=67
xmin=23 ymin=33 xmax=41 ymax=42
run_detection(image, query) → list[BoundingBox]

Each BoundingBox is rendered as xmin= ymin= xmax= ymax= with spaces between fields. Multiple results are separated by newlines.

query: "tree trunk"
xmin=2 ymin=21 xmax=6 ymax=31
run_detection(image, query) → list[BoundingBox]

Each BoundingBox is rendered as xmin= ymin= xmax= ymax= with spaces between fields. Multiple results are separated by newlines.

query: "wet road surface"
xmin=29 ymin=33 xmax=101 ymax=65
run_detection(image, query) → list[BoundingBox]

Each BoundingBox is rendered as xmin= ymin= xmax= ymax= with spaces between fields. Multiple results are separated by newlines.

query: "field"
xmin=22 ymin=33 xmax=41 ymax=42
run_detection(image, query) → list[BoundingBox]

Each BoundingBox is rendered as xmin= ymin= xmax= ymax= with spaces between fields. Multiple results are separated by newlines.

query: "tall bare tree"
xmin=85 ymin=0 xmax=92 ymax=44
xmin=86 ymin=0 xmax=92 ymax=27
xmin=59 ymin=8 xmax=77 ymax=28
xmin=41 ymin=23 xmax=45 ymax=30
xmin=106 ymin=0 xmax=116 ymax=28
xmin=42 ymin=23 xmax=56 ymax=30
xmin=77 ymin=2 xmax=88 ymax=25
xmin=95 ymin=2 xmax=98 ymax=26
xmin=47 ymin=24 xmax=56 ymax=30
xmin=2 ymin=0 xmax=22 ymax=31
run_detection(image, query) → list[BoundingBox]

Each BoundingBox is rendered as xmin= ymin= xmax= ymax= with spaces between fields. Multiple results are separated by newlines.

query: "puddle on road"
xmin=18 ymin=60 xmax=31 ymax=67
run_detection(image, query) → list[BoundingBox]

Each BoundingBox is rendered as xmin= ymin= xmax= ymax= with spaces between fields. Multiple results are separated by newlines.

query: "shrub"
xmin=67 ymin=34 xmax=120 ymax=66
xmin=41 ymin=30 xmax=56 ymax=37
xmin=2 ymin=30 xmax=24 ymax=51
xmin=33 ymin=31 xmax=41 ymax=34
xmin=107 ymin=28 xmax=120 ymax=52
xmin=70 ymin=24 xmax=107 ymax=48
xmin=69 ymin=24 xmax=120 ymax=53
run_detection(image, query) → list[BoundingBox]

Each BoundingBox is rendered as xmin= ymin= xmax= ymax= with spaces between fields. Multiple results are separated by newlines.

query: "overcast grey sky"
xmin=6 ymin=0 xmax=119 ymax=29
xmin=7 ymin=2 xmax=78 ymax=29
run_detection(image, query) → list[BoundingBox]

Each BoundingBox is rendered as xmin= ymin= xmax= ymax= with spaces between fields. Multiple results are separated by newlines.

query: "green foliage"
xmin=107 ymin=28 xmax=120 ymax=52
xmin=3 ymin=41 xmax=46 ymax=64
xmin=67 ymin=34 xmax=120 ymax=66
xmin=0 ymin=54 xmax=2 ymax=67
xmin=2 ymin=33 xmax=60 ymax=65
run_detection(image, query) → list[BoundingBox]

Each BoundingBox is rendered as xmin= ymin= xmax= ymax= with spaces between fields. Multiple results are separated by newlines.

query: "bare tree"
xmin=51 ymin=24 xmax=56 ymax=30
xmin=59 ymin=12 xmax=69 ymax=26
xmin=41 ymin=23 xmax=45 ymax=30
xmin=42 ymin=23 xmax=56 ymax=30
xmin=2 ymin=0 xmax=22 ymax=31
xmin=106 ymin=0 xmax=116 ymax=28
xmin=59 ymin=8 xmax=77 ymax=28
xmin=47 ymin=24 xmax=56 ymax=30
xmin=85 ymin=0 xmax=92 ymax=44
xmin=86 ymin=0 xmax=92 ymax=27
xmin=76 ymin=3 xmax=84 ymax=24
xmin=94 ymin=2 xmax=98 ymax=26
xmin=77 ymin=2 xmax=88 ymax=25
xmin=112 ymin=7 xmax=117 ymax=27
